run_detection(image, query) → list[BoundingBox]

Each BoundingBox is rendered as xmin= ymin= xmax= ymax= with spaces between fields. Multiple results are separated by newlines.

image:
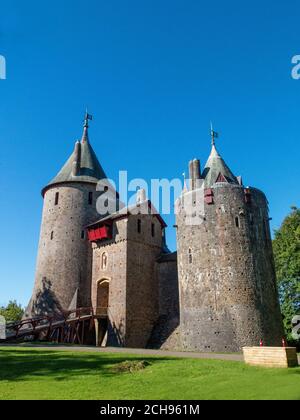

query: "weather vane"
xmin=210 ymin=122 xmax=219 ymax=146
xmin=84 ymin=108 xmax=93 ymax=127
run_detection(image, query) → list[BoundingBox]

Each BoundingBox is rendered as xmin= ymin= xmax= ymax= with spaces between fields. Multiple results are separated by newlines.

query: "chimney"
xmin=193 ymin=159 xmax=201 ymax=189
xmin=189 ymin=159 xmax=201 ymax=190
xmin=189 ymin=160 xmax=195 ymax=190
xmin=136 ymin=188 xmax=147 ymax=205
xmin=72 ymin=141 xmax=81 ymax=177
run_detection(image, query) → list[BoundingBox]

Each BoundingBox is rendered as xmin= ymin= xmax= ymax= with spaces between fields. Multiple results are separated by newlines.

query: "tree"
xmin=273 ymin=207 xmax=300 ymax=342
xmin=0 ymin=301 xmax=24 ymax=323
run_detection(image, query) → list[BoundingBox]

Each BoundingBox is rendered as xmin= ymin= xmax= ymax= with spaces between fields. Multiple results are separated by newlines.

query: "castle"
xmin=25 ymin=114 xmax=284 ymax=352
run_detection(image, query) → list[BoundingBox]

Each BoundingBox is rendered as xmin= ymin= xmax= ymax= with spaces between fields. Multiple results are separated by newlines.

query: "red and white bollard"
xmin=282 ymin=338 xmax=287 ymax=348
xmin=259 ymin=339 xmax=264 ymax=347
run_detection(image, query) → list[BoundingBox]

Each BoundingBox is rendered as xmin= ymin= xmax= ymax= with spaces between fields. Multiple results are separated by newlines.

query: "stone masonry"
xmin=25 ymin=183 xmax=102 ymax=317
xmin=176 ymin=147 xmax=284 ymax=352
xmin=91 ymin=203 xmax=166 ymax=348
xmin=25 ymin=116 xmax=284 ymax=352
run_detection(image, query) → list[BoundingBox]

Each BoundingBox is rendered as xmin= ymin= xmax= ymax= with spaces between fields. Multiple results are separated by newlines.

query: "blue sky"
xmin=0 ymin=0 xmax=300 ymax=307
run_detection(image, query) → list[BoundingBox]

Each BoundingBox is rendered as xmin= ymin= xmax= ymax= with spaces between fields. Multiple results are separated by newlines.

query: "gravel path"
xmin=0 ymin=344 xmax=244 ymax=361
xmin=1 ymin=344 xmax=299 ymax=363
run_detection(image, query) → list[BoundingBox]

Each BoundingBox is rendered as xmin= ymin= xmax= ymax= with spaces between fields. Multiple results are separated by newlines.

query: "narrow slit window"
xmin=151 ymin=223 xmax=155 ymax=237
xmin=55 ymin=192 xmax=59 ymax=206
xmin=88 ymin=192 xmax=93 ymax=205
xmin=51 ymin=231 xmax=54 ymax=240
xmin=263 ymin=220 xmax=269 ymax=241
xmin=81 ymin=230 xmax=85 ymax=240
xmin=137 ymin=219 xmax=142 ymax=234
xmin=189 ymin=249 xmax=193 ymax=264
xmin=235 ymin=217 xmax=240 ymax=228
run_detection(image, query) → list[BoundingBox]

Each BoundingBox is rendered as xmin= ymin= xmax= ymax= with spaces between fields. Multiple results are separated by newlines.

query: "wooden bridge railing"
xmin=4 ymin=306 xmax=109 ymax=343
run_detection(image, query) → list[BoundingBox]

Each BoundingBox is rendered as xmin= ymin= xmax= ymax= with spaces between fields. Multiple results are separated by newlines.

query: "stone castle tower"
xmin=25 ymin=114 xmax=107 ymax=317
xmin=176 ymin=134 xmax=284 ymax=352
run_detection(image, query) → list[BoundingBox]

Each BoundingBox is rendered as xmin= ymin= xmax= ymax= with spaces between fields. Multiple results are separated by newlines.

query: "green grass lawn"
xmin=0 ymin=347 xmax=299 ymax=400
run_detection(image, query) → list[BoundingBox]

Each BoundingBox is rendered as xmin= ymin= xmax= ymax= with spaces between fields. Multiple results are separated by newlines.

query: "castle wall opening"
xmin=96 ymin=280 xmax=110 ymax=315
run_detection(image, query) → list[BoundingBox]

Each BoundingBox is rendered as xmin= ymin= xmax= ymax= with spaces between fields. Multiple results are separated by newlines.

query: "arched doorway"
xmin=96 ymin=280 xmax=110 ymax=314
xmin=95 ymin=279 xmax=110 ymax=347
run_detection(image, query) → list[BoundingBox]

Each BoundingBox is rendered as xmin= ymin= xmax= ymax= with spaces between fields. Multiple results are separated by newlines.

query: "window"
xmin=81 ymin=230 xmax=85 ymax=240
xmin=151 ymin=223 xmax=155 ymax=237
xmin=235 ymin=217 xmax=240 ymax=228
xmin=263 ymin=220 xmax=270 ymax=241
xmin=51 ymin=231 xmax=54 ymax=240
xmin=137 ymin=219 xmax=141 ymax=234
xmin=216 ymin=173 xmax=227 ymax=183
xmin=55 ymin=192 xmax=59 ymax=206
xmin=101 ymin=252 xmax=108 ymax=270
xmin=189 ymin=248 xmax=193 ymax=264
xmin=88 ymin=192 xmax=93 ymax=205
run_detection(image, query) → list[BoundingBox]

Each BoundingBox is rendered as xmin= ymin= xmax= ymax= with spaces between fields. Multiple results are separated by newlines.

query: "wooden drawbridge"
xmin=1 ymin=307 xmax=108 ymax=345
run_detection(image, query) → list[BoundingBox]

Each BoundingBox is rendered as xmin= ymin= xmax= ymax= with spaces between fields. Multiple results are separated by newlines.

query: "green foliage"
xmin=273 ymin=207 xmax=300 ymax=342
xmin=0 ymin=301 xmax=24 ymax=323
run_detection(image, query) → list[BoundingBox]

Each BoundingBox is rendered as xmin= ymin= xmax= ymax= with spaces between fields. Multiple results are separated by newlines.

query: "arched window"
xmin=55 ymin=192 xmax=59 ymax=206
xmin=101 ymin=252 xmax=108 ymax=270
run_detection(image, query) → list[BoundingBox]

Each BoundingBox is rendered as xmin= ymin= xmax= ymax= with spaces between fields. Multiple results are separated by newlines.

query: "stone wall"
xmin=157 ymin=253 xmax=179 ymax=319
xmin=148 ymin=253 xmax=180 ymax=349
xmin=125 ymin=214 xmax=163 ymax=348
xmin=26 ymin=182 xmax=102 ymax=317
xmin=176 ymin=183 xmax=284 ymax=353
xmin=91 ymin=218 xmax=128 ymax=346
xmin=91 ymin=211 xmax=164 ymax=348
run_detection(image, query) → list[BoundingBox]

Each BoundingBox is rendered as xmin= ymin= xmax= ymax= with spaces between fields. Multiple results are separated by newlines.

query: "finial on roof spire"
xmin=82 ymin=109 xmax=93 ymax=143
xmin=84 ymin=108 xmax=93 ymax=127
xmin=210 ymin=122 xmax=219 ymax=147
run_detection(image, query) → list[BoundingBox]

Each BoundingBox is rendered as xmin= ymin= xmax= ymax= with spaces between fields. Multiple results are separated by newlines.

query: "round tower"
xmin=176 ymin=138 xmax=284 ymax=352
xmin=25 ymin=113 xmax=109 ymax=317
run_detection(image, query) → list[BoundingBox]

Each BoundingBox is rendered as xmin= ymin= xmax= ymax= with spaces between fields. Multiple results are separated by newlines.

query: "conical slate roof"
xmin=42 ymin=120 xmax=107 ymax=196
xmin=202 ymin=145 xmax=238 ymax=188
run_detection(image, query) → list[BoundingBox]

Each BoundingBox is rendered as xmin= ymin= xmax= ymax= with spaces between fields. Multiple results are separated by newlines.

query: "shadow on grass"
xmin=0 ymin=349 xmax=170 ymax=382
